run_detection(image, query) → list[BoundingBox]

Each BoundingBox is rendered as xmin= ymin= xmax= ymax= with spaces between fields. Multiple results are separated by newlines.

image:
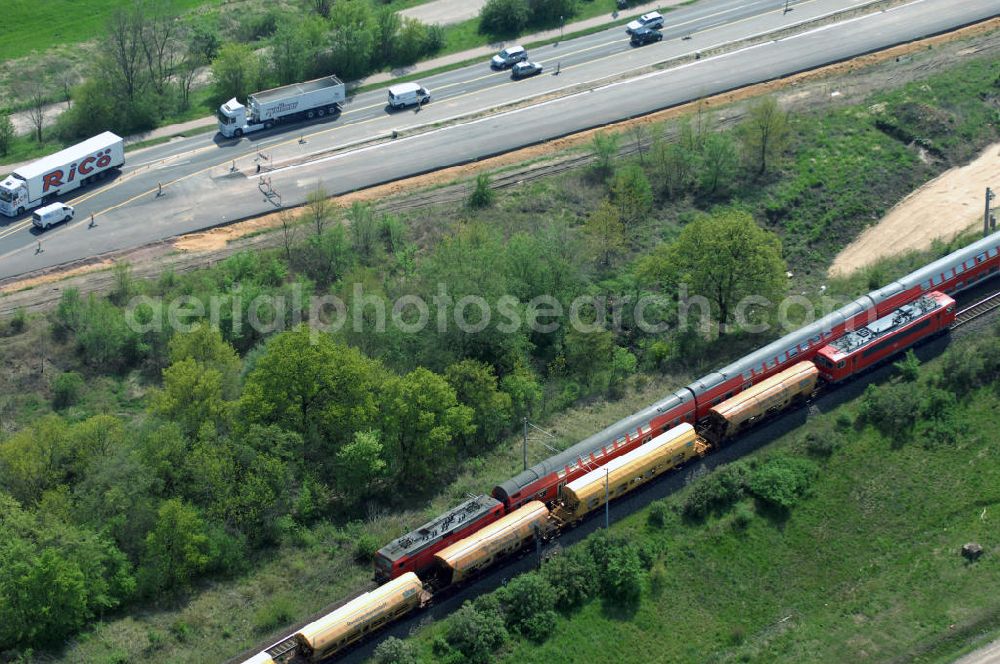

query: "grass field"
xmin=0 ymin=0 xmax=209 ymax=61
xmin=408 ymin=326 xmax=1000 ymax=663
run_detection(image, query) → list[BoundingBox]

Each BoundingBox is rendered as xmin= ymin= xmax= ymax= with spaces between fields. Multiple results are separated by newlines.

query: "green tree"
xmin=211 ymin=42 xmax=261 ymax=103
xmin=445 ymin=360 xmax=513 ymax=448
xmin=698 ymin=131 xmax=739 ymax=197
xmin=650 ymin=137 xmax=696 ymax=200
xmin=563 ymin=325 xmax=615 ymax=387
xmin=327 ymin=1 xmax=376 ymax=81
xmin=584 ymin=199 xmax=625 ymax=266
xmin=610 ymin=163 xmax=653 ymax=228
xmin=738 ymin=96 xmax=790 ymax=176
xmin=500 ymin=364 xmax=543 ymax=422
xmin=0 ymin=415 xmax=70 ymax=505
xmin=335 ymin=430 xmax=387 ymax=501
xmin=893 ymin=349 xmax=921 ymax=382
xmin=140 ymin=499 xmax=212 ymax=593
xmin=479 ymin=0 xmax=531 ymax=36
xmin=0 ymin=113 xmax=13 ymax=157
xmin=529 ymin=0 xmax=577 ymax=23
xmin=52 ymin=371 xmax=85 ymax=409
xmin=151 ymin=358 xmax=229 ymax=438
xmin=590 ymin=131 xmax=620 ymax=179
xmin=168 ymin=323 xmax=242 ymax=398
xmin=240 ymin=326 xmax=383 ymax=453
xmin=381 ymin=368 xmax=474 ymax=487
xmin=639 ymin=208 xmax=785 ymax=333
xmin=349 ymin=201 xmax=380 ymax=264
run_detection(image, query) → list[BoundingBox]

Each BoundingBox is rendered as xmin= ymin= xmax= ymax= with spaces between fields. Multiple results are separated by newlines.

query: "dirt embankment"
xmin=829 ymin=142 xmax=1000 ymax=277
xmin=1 ymin=20 xmax=999 ymax=317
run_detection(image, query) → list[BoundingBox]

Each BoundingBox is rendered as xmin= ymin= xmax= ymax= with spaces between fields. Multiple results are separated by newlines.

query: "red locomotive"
xmin=374 ymin=494 xmax=504 ymax=582
xmin=814 ymin=291 xmax=955 ymax=382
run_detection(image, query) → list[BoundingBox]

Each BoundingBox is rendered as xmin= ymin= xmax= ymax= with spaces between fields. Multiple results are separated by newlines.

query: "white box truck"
xmin=0 ymin=131 xmax=124 ymax=218
xmin=217 ymin=75 xmax=346 ymax=138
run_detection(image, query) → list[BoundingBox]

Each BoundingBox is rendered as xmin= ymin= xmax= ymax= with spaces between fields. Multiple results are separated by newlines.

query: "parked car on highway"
xmin=387 ymin=82 xmax=431 ymax=109
xmin=511 ymin=61 xmax=544 ymax=80
xmin=630 ymin=27 xmax=663 ymax=46
xmin=31 ymin=202 xmax=74 ymax=230
xmin=626 ymin=11 xmax=664 ymax=34
xmin=491 ymin=45 xmax=527 ymax=69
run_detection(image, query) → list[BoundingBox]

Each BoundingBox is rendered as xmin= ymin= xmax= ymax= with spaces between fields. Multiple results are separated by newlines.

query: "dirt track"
xmin=1 ymin=20 xmax=998 ymax=318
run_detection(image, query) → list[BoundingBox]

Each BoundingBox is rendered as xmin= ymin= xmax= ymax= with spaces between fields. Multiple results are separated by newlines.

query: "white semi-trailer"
xmin=217 ymin=75 xmax=346 ymax=138
xmin=0 ymin=131 xmax=124 ymax=217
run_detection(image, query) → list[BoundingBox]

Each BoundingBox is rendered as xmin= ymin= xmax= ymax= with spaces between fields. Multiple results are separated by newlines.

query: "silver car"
xmin=626 ymin=11 xmax=664 ymax=34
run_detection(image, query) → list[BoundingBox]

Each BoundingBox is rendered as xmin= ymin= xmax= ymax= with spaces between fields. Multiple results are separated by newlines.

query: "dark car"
xmin=630 ymin=27 xmax=663 ymax=46
xmin=511 ymin=61 xmax=544 ymax=80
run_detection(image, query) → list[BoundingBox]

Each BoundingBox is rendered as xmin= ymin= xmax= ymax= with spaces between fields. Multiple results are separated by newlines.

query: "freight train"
xmin=239 ymin=229 xmax=999 ymax=664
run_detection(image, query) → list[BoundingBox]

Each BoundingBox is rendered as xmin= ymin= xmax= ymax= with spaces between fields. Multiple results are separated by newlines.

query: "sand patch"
xmin=829 ymin=142 xmax=1000 ymax=277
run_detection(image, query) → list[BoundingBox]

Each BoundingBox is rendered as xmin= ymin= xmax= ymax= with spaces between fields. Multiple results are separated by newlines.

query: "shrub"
xmin=682 ymin=461 xmax=751 ymax=519
xmin=9 ymin=307 xmax=26 ymax=334
xmin=467 ymin=173 xmax=495 ymax=209
xmin=747 ymin=455 xmax=817 ymax=510
xmin=893 ymin=349 xmax=921 ymax=382
xmin=52 ymin=371 xmax=85 ymax=410
xmin=353 ymin=532 xmax=380 ymax=564
xmin=479 ymin=0 xmax=531 ymax=35
xmin=646 ymin=500 xmax=668 ymax=528
xmin=541 ymin=547 xmax=598 ymax=610
xmin=497 ymin=572 xmax=558 ymax=641
xmin=373 ymin=636 xmax=418 ymax=664
xmin=445 ymin=602 xmax=509 ymax=664
xmin=588 ymin=532 xmax=644 ymax=607
xmin=731 ymin=503 xmax=755 ymax=530
xmin=859 ymin=381 xmax=922 ymax=443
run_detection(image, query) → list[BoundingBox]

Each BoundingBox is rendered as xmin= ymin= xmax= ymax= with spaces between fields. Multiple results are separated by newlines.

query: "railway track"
xmin=951 ymin=289 xmax=1000 ymax=328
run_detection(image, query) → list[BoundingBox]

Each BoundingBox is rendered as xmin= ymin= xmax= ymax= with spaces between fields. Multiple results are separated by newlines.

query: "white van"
xmin=32 ymin=202 xmax=74 ymax=230
xmin=387 ymin=82 xmax=431 ymax=109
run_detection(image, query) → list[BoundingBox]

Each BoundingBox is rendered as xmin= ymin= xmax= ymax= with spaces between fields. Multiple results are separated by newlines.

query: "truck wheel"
xmin=307 ymin=110 xmax=315 ymax=119
xmin=17 ymin=207 xmax=24 ymax=215
xmin=317 ymin=108 xmax=326 ymax=117
xmin=234 ymin=128 xmax=243 ymax=138
xmin=264 ymin=121 xmax=274 ymax=130
xmin=328 ymin=106 xmax=339 ymax=115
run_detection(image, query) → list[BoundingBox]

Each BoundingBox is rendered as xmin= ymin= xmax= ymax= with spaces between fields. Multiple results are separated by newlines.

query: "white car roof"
xmin=504 ymin=45 xmax=525 ymax=54
xmin=642 ymin=11 xmax=662 ymax=19
xmin=36 ymin=202 xmax=69 ymax=215
xmin=388 ymin=82 xmax=423 ymax=95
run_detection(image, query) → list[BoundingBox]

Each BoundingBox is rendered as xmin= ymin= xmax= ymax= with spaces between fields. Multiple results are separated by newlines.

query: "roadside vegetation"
xmin=396 ymin=323 xmax=1000 ymax=663
xmin=0 ymin=40 xmax=997 ymax=663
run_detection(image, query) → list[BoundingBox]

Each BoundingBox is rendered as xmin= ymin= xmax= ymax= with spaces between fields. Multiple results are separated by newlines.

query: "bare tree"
xmin=56 ymin=67 xmax=78 ymax=109
xmin=15 ymin=77 xmax=48 ymax=143
xmin=630 ymin=123 xmax=649 ymax=163
xmin=305 ymin=186 xmax=333 ymax=236
xmin=142 ymin=7 xmax=179 ymax=95
xmin=175 ymin=53 xmax=201 ymax=110
xmin=0 ymin=114 xmax=14 ymax=156
xmin=107 ymin=4 xmax=148 ymax=102
xmin=280 ymin=210 xmax=298 ymax=262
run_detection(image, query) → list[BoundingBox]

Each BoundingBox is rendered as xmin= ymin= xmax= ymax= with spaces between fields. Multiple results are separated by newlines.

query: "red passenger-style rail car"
xmin=374 ymin=495 xmax=504 ymax=581
xmin=814 ymin=291 xmax=955 ymax=382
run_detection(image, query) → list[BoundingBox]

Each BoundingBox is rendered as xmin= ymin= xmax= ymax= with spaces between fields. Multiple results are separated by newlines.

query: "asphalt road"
xmin=0 ymin=0 xmax=997 ymax=280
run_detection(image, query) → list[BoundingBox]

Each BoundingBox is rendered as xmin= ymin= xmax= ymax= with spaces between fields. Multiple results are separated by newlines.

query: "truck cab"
xmin=0 ymin=175 xmax=28 ymax=216
xmin=218 ymin=98 xmax=250 ymax=138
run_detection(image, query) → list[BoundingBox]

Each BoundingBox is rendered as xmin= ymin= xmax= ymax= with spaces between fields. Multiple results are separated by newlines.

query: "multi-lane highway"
xmin=0 ymin=0 xmax=997 ymax=281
